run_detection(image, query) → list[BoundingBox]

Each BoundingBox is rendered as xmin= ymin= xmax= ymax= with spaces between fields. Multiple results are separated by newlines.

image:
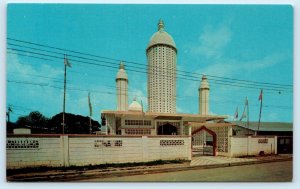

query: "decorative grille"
xmin=209 ymin=126 xmax=229 ymax=153
xmin=125 ymin=120 xmax=152 ymax=126
xmin=125 ymin=129 xmax=151 ymax=135
xmin=258 ymin=139 xmax=268 ymax=143
xmin=160 ymin=140 xmax=184 ymax=146
xmin=94 ymin=140 xmax=122 ymax=148
xmin=7 ymin=139 xmax=39 ymax=149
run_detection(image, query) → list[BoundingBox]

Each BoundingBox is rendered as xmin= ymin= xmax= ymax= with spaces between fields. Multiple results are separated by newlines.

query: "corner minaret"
xmin=116 ymin=62 xmax=128 ymax=111
xmin=199 ymin=75 xmax=210 ymax=115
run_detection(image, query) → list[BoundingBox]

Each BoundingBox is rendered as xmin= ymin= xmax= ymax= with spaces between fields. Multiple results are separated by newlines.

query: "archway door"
xmin=157 ymin=122 xmax=177 ymax=135
xmin=192 ymin=126 xmax=217 ymax=156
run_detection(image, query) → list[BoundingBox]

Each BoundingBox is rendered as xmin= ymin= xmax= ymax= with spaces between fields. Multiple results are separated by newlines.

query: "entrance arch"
xmin=157 ymin=123 xmax=177 ymax=135
xmin=192 ymin=126 xmax=217 ymax=156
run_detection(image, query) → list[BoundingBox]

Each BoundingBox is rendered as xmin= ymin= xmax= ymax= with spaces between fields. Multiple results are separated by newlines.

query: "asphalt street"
xmin=81 ymin=160 xmax=292 ymax=182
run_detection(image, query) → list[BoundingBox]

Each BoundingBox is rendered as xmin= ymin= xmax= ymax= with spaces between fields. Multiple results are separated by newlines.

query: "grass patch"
xmin=7 ymin=159 xmax=187 ymax=176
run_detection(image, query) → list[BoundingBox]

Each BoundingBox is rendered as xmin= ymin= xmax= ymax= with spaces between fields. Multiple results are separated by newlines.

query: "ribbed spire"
xmin=119 ymin=61 xmax=125 ymax=69
xmin=158 ymin=19 xmax=164 ymax=31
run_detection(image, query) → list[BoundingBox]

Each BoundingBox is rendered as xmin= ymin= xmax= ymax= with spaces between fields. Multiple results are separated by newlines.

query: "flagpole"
xmin=141 ymin=100 xmax=143 ymax=130
xmin=88 ymin=92 xmax=92 ymax=135
xmin=234 ymin=106 xmax=238 ymax=135
xmin=89 ymin=116 xmax=92 ymax=134
xmin=62 ymin=56 xmax=67 ymax=134
xmin=257 ymin=90 xmax=263 ymax=135
xmin=247 ymin=97 xmax=249 ymax=135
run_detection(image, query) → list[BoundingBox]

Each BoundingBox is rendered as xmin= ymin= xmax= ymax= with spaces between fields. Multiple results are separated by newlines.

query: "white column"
xmin=60 ymin=135 xmax=69 ymax=167
xmin=142 ymin=136 xmax=149 ymax=162
xmin=274 ymin=136 xmax=278 ymax=154
xmin=247 ymin=136 xmax=251 ymax=156
xmin=188 ymin=125 xmax=192 ymax=136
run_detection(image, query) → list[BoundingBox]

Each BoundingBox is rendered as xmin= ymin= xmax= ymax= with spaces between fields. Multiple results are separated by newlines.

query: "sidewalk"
xmin=7 ymin=154 xmax=292 ymax=182
xmin=190 ymin=154 xmax=292 ymax=166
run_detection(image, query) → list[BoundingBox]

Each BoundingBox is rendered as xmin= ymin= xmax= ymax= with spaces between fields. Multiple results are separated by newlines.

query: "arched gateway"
xmin=192 ymin=126 xmax=217 ymax=156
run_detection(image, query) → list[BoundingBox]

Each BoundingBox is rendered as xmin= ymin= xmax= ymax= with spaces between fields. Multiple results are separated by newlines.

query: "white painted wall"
xmin=230 ymin=136 xmax=277 ymax=157
xmin=7 ymin=135 xmax=191 ymax=169
xmin=7 ymin=136 xmax=62 ymax=168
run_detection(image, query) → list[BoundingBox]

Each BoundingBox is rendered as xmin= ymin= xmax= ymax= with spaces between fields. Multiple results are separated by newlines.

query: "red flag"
xmin=258 ymin=89 xmax=263 ymax=101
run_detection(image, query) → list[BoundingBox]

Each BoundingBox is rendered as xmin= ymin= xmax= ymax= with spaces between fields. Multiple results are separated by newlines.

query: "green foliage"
xmin=16 ymin=111 xmax=49 ymax=133
xmin=12 ymin=111 xmax=101 ymax=134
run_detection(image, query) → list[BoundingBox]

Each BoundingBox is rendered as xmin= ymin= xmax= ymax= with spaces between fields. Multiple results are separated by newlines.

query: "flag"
xmin=64 ymin=54 xmax=72 ymax=67
xmin=258 ymin=89 xmax=263 ymax=101
xmin=141 ymin=100 xmax=144 ymax=112
xmin=239 ymin=97 xmax=248 ymax=121
xmin=245 ymin=96 xmax=248 ymax=106
xmin=234 ymin=107 xmax=238 ymax=119
xmin=88 ymin=92 xmax=93 ymax=117
xmin=239 ymin=110 xmax=247 ymax=121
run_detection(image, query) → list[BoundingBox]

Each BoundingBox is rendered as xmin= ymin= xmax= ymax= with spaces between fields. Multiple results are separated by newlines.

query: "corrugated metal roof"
xmin=235 ymin=121 xmax=293 ymax=132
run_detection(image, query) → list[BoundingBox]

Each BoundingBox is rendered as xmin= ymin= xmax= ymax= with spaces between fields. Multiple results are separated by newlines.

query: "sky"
xmin=6 ymin=4 xmax=293 ymax=123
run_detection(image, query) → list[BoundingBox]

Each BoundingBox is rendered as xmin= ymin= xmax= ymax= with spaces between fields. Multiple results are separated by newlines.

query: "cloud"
xmin=176 ymin=105 xmax=185 ymax=113
xmin=267 ymin=112 xmax=279 ymax=121
xmin=201 ymin=52 xmax=289 ymax=77
xmin=189 ymin=23 xmax=232 ymax=59
xmin=7 ymin=53 xmax=68 ymax=121
xmin=7 ymin=52 xmax=63 ymax=79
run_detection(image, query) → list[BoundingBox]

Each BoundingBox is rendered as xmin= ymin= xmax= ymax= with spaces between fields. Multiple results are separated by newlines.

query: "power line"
xmin=7 ymin=38 xmax=293 ymax=88
xmin=7 ymin=40 xmax=293 ymax=91
xmin=7 ymin=47 xmax=293 ymax=92
xmin=7 ymin=79 xmax=292 ymax=110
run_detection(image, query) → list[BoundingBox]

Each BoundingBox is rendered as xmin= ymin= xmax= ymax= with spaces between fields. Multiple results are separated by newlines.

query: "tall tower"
xmin=199 ymin=75 xmax=210 ymax=115
xmin=146 ymin=19 xmax=177 ymax=113
xmin=116 ymin=62 xmax=128 ymax=111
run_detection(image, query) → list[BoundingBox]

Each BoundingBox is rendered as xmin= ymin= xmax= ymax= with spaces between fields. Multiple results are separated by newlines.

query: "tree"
xmin=16 ymin=111 xmax=49 ymax=133
xmin=48 ymin=112 xmax=101 ymax=134
xmin=13 ymin=111 xmax=101 ymax=134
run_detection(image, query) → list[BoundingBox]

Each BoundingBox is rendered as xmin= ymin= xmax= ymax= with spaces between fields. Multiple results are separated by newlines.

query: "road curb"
xmin=8 ymin=157 xmax=292 ymax=181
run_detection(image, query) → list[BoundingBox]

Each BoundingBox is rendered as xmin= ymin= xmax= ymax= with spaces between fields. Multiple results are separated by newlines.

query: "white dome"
xmin=147 ymin=19 xmax=176 ymax=50
xmin=116 ymin=63 xmax=128 ymax=80
xmin=129 ymin=99 xmax=142 ymax=112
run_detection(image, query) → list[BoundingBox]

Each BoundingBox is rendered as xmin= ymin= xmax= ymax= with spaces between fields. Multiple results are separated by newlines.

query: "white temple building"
xmin=101 ymin=19 xmax=229 ymax=143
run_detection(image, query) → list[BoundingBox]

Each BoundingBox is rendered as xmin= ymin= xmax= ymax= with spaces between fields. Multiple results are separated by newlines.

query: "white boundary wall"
xmin=7 ymin=135 xmax=191 ymax=169
xmin=230 ymin=136 xmax=277 ymax=157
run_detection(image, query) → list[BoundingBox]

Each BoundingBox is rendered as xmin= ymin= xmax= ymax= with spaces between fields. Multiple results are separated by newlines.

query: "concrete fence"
xmin=230 ymin=135 xmax=277 ymax=157
xmin=6 ymin=134 xmax=191 ymax=169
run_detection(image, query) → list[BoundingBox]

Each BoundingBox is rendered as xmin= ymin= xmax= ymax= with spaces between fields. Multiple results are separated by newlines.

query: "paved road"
xmin=81 ymin=160 xmax=292 ymax=182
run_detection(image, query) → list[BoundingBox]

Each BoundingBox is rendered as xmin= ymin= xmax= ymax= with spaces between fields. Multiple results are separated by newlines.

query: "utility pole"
xmin=257 ymin=89 xmax=263 ymax=135
xmin=6 ymin=107 xmax=12 ymax=123
xmin=62 ymin=54 xmax=71 ymax=134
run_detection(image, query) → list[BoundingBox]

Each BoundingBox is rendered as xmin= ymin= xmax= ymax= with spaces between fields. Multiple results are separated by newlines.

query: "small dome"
xmin=129 ymin=98 xmax=142 ymax=112
xmin=147 ymin=19 xmax=176 ymax=51
xmin=200 ymin=75 xmax=209 ymax=89
xmin=116 ymin=62 xmax=128 ymax=80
